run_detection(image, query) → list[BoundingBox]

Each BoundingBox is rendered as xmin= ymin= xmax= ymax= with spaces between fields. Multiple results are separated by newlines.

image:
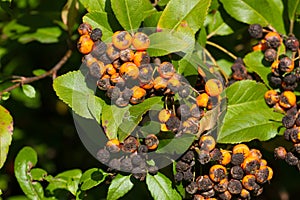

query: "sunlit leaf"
xmin=0 ymin=106 xmax=13 ymax=169
xmin=80 ymin=168 xmax=108 ymax=191
xmin=22 ymin=85 xmax=36 ymax=98
xmin=107 ymin=174 xmax=134 ymax=200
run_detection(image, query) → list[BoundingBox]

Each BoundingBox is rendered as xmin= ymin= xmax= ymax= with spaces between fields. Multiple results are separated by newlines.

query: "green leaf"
xmin=157 ymin=0 xmax=211 ymax=34
xmin=156 ymin=134 xmax=195 ymax=154
xmin=147 ymin=31 xmax=194 ymax=57
xmin=157 ymin=0 xmax=170 ymax=6
xmin=288 ymin=0 xmax=300 ymax=23
xmin=0 ymin=105 xmax=13 ymax=169
xmin=22 ymin=85 xmax=36 ymax=98
xmin=143 ymin=11 xmax=163 ymax=28
xmin=111 ymin=0 xmax=155 ymax=32
xmin=53 ymin=70 xmax=94 ymax=119
xmin=107 ymin=174 xmax=134 ymax=200
xmin=83 ymin=11 xmax=113 ymax=41
xmin=79 ymin=0 xmax=106 ymax=12
xmin=206 ymin=10 xmax=233 ymax=38
xmin=1 ymin=91 xmax=10 ymax=100
xmin=220 ymin=0 xmax=285 ymax=33
xmin=18 ymin=27 xmax=62 ymax=44
xmin=146 ymin=172 xmax=181 ymax=200
xmin=30 ymin=168 xmax=47 ymax=181
xmin=14 ymin=147 xmax=44 ymax=199
xmin=61 ymin=0 xmax=79 ymax=32
xmin=79 ymin=168 xmax=108 ymax=191
xmin=216 ymin=59 xmax=233 ymax=77
xmin=102 ymin=104 xmax=131 ymax=139
xmin=32 ymin=69 xmax=47 ymax=76
xmin=87 ymin=95 xmax=104 ymax=123
xmin=118 ymin=96 xmax=163 ymax=141
xmin=243 ymin=51 xmax=270 ymax=87
xmin=217 ymin=80 xmax=283 ymax=143
xmin=46 ymin=169 xmax=82 ymax=196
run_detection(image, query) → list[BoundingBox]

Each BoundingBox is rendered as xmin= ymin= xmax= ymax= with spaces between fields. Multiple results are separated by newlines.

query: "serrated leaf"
xmin=0 ymin=105 xmax=13 ymax=169
xmin=217 ymin=80 xmax=283 ymax=143
xmin=46 ymin=169 xmax=82 ymax=196
xmin=220 ymin=0 xmax=285 ymax=33
xmin=146 ymin=172 xmax=181 ymax=200
xmin=147 ymin=31 xmax=194 ymax=57
xmin=288 ymin=0 xmax=300 ymax=23
xmin=30 ymin=168 xmax=47 ymax=181
xmin=14 ymin=147 xmax=44 ymax=199
xmin=157 ymin=0 xmax=211 ymax=34
xmin=107 ymin=174 xmax=134 ymax=200
xmin=22 ymin=85 xmax=36 ymax=98
xmin=32 ymin=69 xmax=47 ymax=76
xmin=243 ymin=51 xmax=270 ymax=87
xmin=53 ymin=70 xmax=94 ymax=119
xmin=83 ymin=11 xmax=113 ymax=41
xmin=156 ymin=134 xmax=195 ymax=154
xmin=118 ymin=96 xmax=163 ymax=141
xmin=79 ymin=0 xmax=106 ymax=12
xmin=206 ymin=10 xmax=233 ymax=38
xmin=111 ymin=0 xmax=155 ymax=32
xmin=79 ymin=168 xmax=108 ymax=191
xmin=18 ymin=27 xmax=62 ymax=44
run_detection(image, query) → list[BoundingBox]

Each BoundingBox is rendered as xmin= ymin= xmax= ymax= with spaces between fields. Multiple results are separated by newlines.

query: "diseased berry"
xmin=158 ymin=62 xmax=175 ymax=79
xmin=219 ymin=150 xmax=232 ymax=166
xmin=115 ymin=97 xmax=129 ymax=107
xmin=285 ymin=34 xmax=299 ymax=52
xmin=196 ymin=93 xmax=209 ymax=107
xmin=255 ymin=165 xmax=272 ymax=184
xmin=285 ymin=152 xmax=298 ymax=165
xmin=274 ymin=146 xmax=287 ymax=159
xmin=174 ymin=172 xmax=184 ymax=182
xmin=122 ymin=135 xmax=139 ymax=153
xmin=178 ymin=85 xmax=190 ymax=99
xmin=205 ymin=79 xmax=223 ymax=96
xmin=269 ymin=75 xmax=282 ymax=88
xmin=289 ymin=128 xmax=300 ymax=143
xmin=248 ymin=149 xmax=262 ymax=160
xmin=165 ymin=115 xmax=181 ymax=132
xmin=91 ymin=40 xmax=107 ymax=58
xmin=231 ymin=153 xmax=244 ymax=166
xmin=190 ymin=104 xmax=203 ymax=119
xmin=106 ymin=43 xmax=120 ymax=61
xmin=252 ymin=39 xmax=268 ymax=51
xmin=148 ymin=165 xmax=158 ymax=175
xmin=282 ymin=114 xmax=296 ymax=128
xmin=196 ymin=175 xmax=214 ymax=191
xmin=153 ymin=76 xmax=168 ymax=91
xmin=119 ymin=49 xmax=135 ymax=62
xmin=232 ymin=144 xmax=250 ymax=157
xmin=227 ymin=179 xmax=242 ymax=194
xmin=134 ymin=51 xmax=150 ymax=66
xmin=279 ymin=91 xmax=296 ymax=109
xmin=131 ymin=166 xmax=147 ymax=181
xmin=120 ymin=157 xmax=133 ymax=172
xmin=186 ymin=182 xmax=198 ymax=194
xmin=183 ymin=169 xmax=194 ymax=181
xmin=90 ymin=28 xmax=103 ymax=41
xmin=138 ymin=144 xmax=148 ymax=154
xmin=106 ymin=139 xmax=121 ymax=153
xmin=119 ymin=62 xmax=139 ymax=80
xmin=253 ymin=185 xmax=264 ymax=197
xmin=241 ymin=156 xmax=260 ymax=174
xmin=230 ymin=165 xmax=244 ymax=180
xmin=131 ymin=154 xmax=145 ymax=167
xmin=198 ymin=150 xmax=211 ymax=164
xmin=181 ymin=150 xmax=195 ymax=163
xmin=248 ymin=24 xmax=263 ymax=39
xmin=231 ymin=58 xmax=248 ymax=80
xmin=240 ymin=188 xmax=251 ymax=199
xmin=214 ymin=178 xmax=228 ymax=193
xmin=144 ymin=134 xmax=159 ymax=150
xmin=279 ymin=56 xmax=294 ymax=73
xmin=78 ymin=35 xmax=94 ymax=54
xmin=265 ymin=32 xmax=282 ymax=49
xmin=158 ymin=109 xmax=171 ymax=123
xmin=98 ymin=75 xmax=111 ymax=91
xmin=199 ymin=135 xmax=216 ymax=152
xmin=176 ymin=160 xmax=190 ymax=172
xmin=112 ymin=31 xmax=132 ymax=50
xmin=167 ymin=76 xmax=181 ymax=92
xmin=96 ymin=148 xmax=110 ymax=164
xmin=218 ymin=190 xmax=232 ymax=200
xmin=294 ymin=143 xmax=300 ymax=154
xmin=264 ymin=48 xmax=277 ymax=62
xmin=209 ymin=164 xmax=227 ymax=182
xmin=108 ymin=158 xmax=121 ymax=171
xmin=201 ymin=188 xmax=215 ymax=198
xmin=193 ymin=194 xmax=205 ymax=200
xmin=210 ymin=148 xmax=223 ymax=161
xmin=242 ymin=174 xmax=259 ymax=191
xmin=132 ymin=32 xmax=150 ymax=50
xmin=78 ymin=23 xmax=92 ymax=35
xmin=130 ymin=86 xmax=146 ymax=104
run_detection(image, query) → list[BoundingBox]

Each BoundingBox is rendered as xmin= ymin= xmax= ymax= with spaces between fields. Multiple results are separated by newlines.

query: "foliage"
xmin=0 ymin=0 xmax=300 ymax=199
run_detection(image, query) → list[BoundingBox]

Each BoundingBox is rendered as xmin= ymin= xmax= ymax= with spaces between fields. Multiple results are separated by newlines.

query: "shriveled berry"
xmin=183 ymin=169 xmax=194 ymax=181
xmin=279 ymin=91 xmax=296 ymax=109
xmin=269 ymin=75 xmax=282 ymax=88
xmin=227 ymin=179 xmax=242 ymax=194
xmin=196 ymin=175 xmax=214 ymax=191
xmin=177 ymin=104 xmax=191 ymax=119
xmin=209 ymin=164 xmax=227 ymax=182
xmin=241 ymin=156 xmax=260 ymax=175
xmin=181 ymin=150 xmax=195 ymax=163
xmin=264 ymin=48 xmax=277 ymax=62
xmin=199 ymin=135 xmax=216 ymax=152
xmin=294 ymin=143 xmax=300 ymax=154
xmin=255 ymin=165 xmax=270 ymax=184
xmin=167 ymin=76 xmax=181 ymax=92
xmin=289 ymin=127 xmax=300 ymax=143
xmin=218 ymin=190 xmax=232 ymax=200
xmin=265 ymin=32 xmax=282 ymax=49
xmin=106 ymin=43 xmax=120 ymax=61
xmin=97 ymin=75 xmax=111 ymax=90
xmin=174 ymin=172 xmax=184 ymax=182
xmin=231 ymin=59 xmax=248 ymax=80
xmin=210 ymin=148 xmax=223 ymax=161
xmin=274 ymin=146 xmax=287 ymax=159
xmin=131 ymin=154 xmax=145 ymax=167
xmin=106 ymin=139 xmax=120 ymax=153
xmin=130 ymin=86 xmax=146 ymax=104
xmin=120 ymin=49 xmax=134 ymax=62
xmin=178 ymin=85 xmax=191 ymax=98
xmin=231 ymin=153 xmax=244 ymax=166
xmin=121 ymin=87 xmax=133 ymax=101
xmin=91 ymin=40 xmax=107 ymax=58
xmin=285 ymin=34 xmax=299 ymax=52
xmin=78 ymin=23 xmax=92 ymax=35
xmin=285 ymin=152 xmax=299 ymax=165
xmin=248 ymin=24 xmax=263 ymax=39
xmin=148 ymin=165 xmax=158 ymax=175
xmin=134 ymin=51 xmax=150 ymax=66
xmin=106 ymin=86 xmax=120 ymax=102
xmin=153 ymin=76 xmax=168 ymax=91
xmin=205 ymin=79 xmax=223 ymax=96
xmin=158 ymin=62 xmax=175 ymax=79
xmin=282 ymin=114 xmax=296 ymax=128
xmin=201 ymin=188 xmax=215 ymax=198
xmin=252 ymin=39 xmax=268 ymax=51
xmin=240 ymin=188 xmax=251 ymax=199
xmin=248 ymin=149 xmax=262 ymax=160
xmin=165 ymin=115 xmax=181 ymax=132
xmin=186 ymin=182 xmax=198 ymax=194
xmin=120 ymin=157 xmax=133 ymax=172
xmin=242 ymin=174 xmax=259 ymax=191
xmin=219 ymin=150 xmax=231 ymax=166
xmin=115 ymin=97 xmax=129 ymax=107
xmin=131 ymin=166 xmax=147 ymax=181
xmin=284 ymin=128 xmax=293 ymax=141
xmin=279 ymin=56 xmax=294 ymax=73
xmin=108 ymin=158 xmax=121 ymax=171
xmin=144 ymin=134 xmax=159 ymax=150
xmin=90 ymin=28 xmax=102 ymax=41
xmin=198 ymin=150 xmax=211 ymax=164
xmin=232 ymin=144 xmax=250 ymax=157
xmin=139 ymin=64 xmax=153 ymax=83
xmin=190 ymin=104 xmax=203 ymax=119
xmin=138 ymin=145 xmax=148 ymax=154
xmin=176 ymin=160 xmax=190 ymax=172
xmin=96 ymin=148 xmax=110 ymax=164
xmin=230 ymin=165 xmax=244 ymax=180
xmin=253 ymin=185 xmax=264 ymax=197
xmin=122 ymin=135 xmax=139 ymax=153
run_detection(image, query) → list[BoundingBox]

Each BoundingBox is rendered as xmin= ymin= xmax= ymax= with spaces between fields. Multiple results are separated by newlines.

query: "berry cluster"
xmin=96 ymin=135 xmax=158 ymax=180
xmin=248 ymin=24 xmax=300 ymax=172
xmin=175 ymin=136 xmax=273 ymax=199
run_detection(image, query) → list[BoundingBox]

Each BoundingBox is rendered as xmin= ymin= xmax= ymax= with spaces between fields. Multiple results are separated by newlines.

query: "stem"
xmin=206 ymin=41 xmax=237 ymax=60
xmin=289 ymin=19 xmax=294 ymax=34
xmin=0 ymin=49 xmax=72 ymax=98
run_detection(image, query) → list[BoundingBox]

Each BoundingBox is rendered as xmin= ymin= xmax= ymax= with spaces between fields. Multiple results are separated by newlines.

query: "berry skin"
xmin=196 ymin=175 xmax=214 ymax=191
xmin=196 ymin=93 xmax=209 ymax=107
xmin=255 ymin=165 xmax=271 ymax=184
xmin=78 ymin=23 xmax=92 ymax=35
xmin=248 ymin=24 xmax=263 ymax=39
xmin=265 ymin=31 xmax=282 ymax=49
xmin=144 ymin=134 xmax=159 ymax=150
xmin=130 ymin=86 xmax=146 ymax=104
xmin=132 ymin=32 xmax=150 ymax=50
xmin=112 ymin=31 xmax=132 ymax=50
xmin=232 ymin=144 xmax=250 ymax=157
xmin=205 ymin=79 xmax=223 ymax=96
xmin=264 ymin=48 xmax=277 ymax=62
xmin=158 ymin=109 xmax=171 ymax=123
xmin=106 ymin=139 xmax=121 ymax=153
xmin=252 ymin=39 xmax=268 ymax=51
xmin=106 ymin=43 xmax=120 ymax=61
xmin=209 ymin=164 xmax=227 ymax=182
xmin=285 ymin=34 xmax=299 ymax=52
xmin=153 ymin=76 xmax=168 ymax=91
xmin=119 ymin=49 xmax=135 ymax=62
xmin=134 ymin=51 xmax=150 ymax=66
xmin=227 ymin=179 xmax=242 ymax=195
xmin=279 ymin=56 xmax=294 ymax=73
xmin=241 ymin=156 xmax=260 ymax=174
xmin=214 ymin=178 xmax=228 ymax=193
xmin=285 ymin=152 xmax=299 ymax=166
xmin=77 ymin=35 xmax=94 ymax=54
xmin=230 ymin=165 xmax=244 ymax=180
xmin=242 ymin=174 xmax=259 ymax=191
xmin=90 ymin=28 xmax=103 ymax=41
xmin=219 ymin=149 xmax=232 ymax=166
xmin=199 ymin=135 xmax=216 ymax=152
xmin=279 ymin=91 xmax=296 ymax=109
xmin=158 ymin=62 xmax=175 ymax=79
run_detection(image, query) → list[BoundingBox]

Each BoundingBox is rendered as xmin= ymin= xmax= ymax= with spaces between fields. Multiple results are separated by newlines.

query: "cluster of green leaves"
xmin=1 ymin=0 xmax=300 ymax=199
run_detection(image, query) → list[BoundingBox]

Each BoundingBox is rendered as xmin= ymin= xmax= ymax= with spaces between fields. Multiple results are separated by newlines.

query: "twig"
xmin=0 ymin=49 xmax=72 ymax=98
xmin=206 ymin=41 xmax=237 ymax=60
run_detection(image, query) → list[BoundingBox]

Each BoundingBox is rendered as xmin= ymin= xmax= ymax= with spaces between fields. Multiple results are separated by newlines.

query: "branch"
xmin=0 ymin=49 xmax=73 ymax=98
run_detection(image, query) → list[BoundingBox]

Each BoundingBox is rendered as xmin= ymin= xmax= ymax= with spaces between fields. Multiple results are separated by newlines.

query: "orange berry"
xmin=219 ymin=150 xmax=231 ymax=166
xmin=77 ymin=35 xmax=94 ymax=54
xmin=134 ymin=51 xmax=150 ymax=66
xmin=132 ymin=32 xmax=150 ymax=50
xmin=78 ymin=23 xmax=92 ymax=35
xmin=232 ymin=144 xmax=250 ymax=157
xmin=196 ymin=93 xmax=209 ymax=107
xmin=209 ymin=164 xmax=227 ymax=182
xmin=279 ymin=91 xmax=296 ymax=109
xmin=112 ymin=31 xmax=132 ymax=50
xmin=205 ymin=79 xmax=223 ymax=96
xmin=264 ymin=90 xmax=279 ymax=106
xmin=119 ymin=62 xmax=139 ymax=80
